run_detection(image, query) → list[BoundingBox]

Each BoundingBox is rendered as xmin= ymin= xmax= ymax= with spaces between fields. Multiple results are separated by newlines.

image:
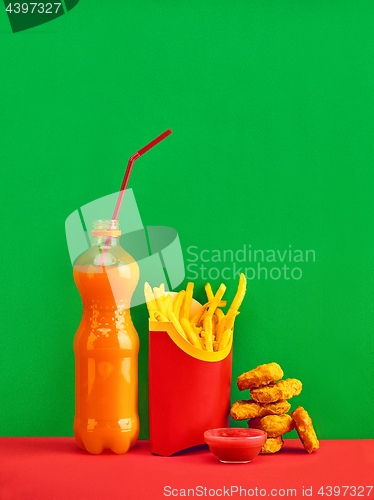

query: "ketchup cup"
xmin=204 ymin=428 xmax=267 ymax=464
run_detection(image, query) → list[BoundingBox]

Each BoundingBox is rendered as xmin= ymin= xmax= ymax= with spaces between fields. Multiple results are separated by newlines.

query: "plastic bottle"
xmin=73 ymin=220 xmax=140 ymax=454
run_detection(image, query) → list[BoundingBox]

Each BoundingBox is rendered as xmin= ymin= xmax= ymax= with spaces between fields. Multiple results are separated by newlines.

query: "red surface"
xmin=1 ymin=438 xmax=373 ymax=500
xmin=149 ymin=329 xmax=232 ymax=455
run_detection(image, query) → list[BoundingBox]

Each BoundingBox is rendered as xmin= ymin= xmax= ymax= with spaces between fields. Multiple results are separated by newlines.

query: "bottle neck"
xmin=92 ymin=236 xmax=121 ymax=249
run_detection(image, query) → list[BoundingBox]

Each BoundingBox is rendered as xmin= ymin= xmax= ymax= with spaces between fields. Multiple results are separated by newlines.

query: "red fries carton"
xmin=148 ymin=294 xmax=233 ymax=456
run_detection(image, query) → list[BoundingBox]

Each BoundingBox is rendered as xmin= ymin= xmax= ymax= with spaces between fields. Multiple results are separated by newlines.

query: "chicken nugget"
xmin=291 ymin=406 xmax=319 ymax=454
xmin=230 ymin=399 xmax=291 ymax=420
xmin=260 ymin=436 xmax=283 ymax=454
xmin=250 ymin=378 xmax=302 ymax=403
xmin=248 ymin=414 xmax=294 ymax=437
xmin=237 ymin=363 xmax=283 ymax=391
xmin=247 ymin=417 xmax=263 ymax=430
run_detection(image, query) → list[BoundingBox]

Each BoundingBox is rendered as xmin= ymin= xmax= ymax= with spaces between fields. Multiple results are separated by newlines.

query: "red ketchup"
xmin=204 ymin=428 xmax=267 ymax=463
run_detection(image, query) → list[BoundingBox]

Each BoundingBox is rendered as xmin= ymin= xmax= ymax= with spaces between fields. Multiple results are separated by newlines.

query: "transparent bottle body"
xmin=73 ymin=228 xmax=140 ymax=454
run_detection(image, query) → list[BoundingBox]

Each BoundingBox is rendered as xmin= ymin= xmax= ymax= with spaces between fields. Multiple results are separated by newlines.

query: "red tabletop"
xmin=0 ymin=438 xmax=373 ymax=500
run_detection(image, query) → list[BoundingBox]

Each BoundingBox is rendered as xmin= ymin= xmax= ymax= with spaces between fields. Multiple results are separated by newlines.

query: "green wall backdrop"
xmin=1 ymin=1 xmax=373 ymax=440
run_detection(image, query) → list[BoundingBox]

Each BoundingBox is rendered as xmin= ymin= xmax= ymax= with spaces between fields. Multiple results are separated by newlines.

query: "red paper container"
xmin=148 ymin=293 xmax=233 ymax=456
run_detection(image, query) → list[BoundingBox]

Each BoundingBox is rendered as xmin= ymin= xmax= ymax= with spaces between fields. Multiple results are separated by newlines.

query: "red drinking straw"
xmin=100 ymin=129 xmax=172 ymax=266
xmin=112 ymin=128 xmax=172 ymax=221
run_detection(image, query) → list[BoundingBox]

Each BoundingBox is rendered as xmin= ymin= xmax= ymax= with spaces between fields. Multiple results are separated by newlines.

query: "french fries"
xmin=203 ymin=315 xmax=214 ymax=352
xmin=181 ymin=318 xmax=203 ymax=349
xmin=164 ymin=294 xmax=173 ymax=314
xmin=191 ymin=302 xmax=209 ymax=326
xmin=153 ymin=286 xmax=168 ymax=318
xmin=144 ymin=282 xmax=157 ymax=316
xmin=154 ymin=311 xmax=168 ymax=322
xmin=181 ymin=282 xmax=194 ymax=321
xmin=205 ymin=283 xmax=214 ymax=302
xmin=227 ymin=273 xmax=246 ymax=318
xmin=173 ymin=290 xmax=185 ymax=318
xmin=206 ymin=284 xmax=226 ymax=317
xmin=143 ymin=273 xmax=247 ymax=352
xmin=168 ymin=305 xmax=188 ymax=341
xmin=219 ymin=328 xmax=232 ymax=350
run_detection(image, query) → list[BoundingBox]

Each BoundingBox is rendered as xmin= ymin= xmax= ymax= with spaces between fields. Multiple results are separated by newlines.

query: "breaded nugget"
xmin=291 ymin=406 xmax=319 ymax=454
xmin=237 ymin=363 xmax=283 ymax=391
xmin=248 ymin=414 xmax=295 ymax=437
xmin=250 ymin=378 xmax=302 ymax=403
xmin=230 ymin=399 xmax=291 ymax=420
xmin=260 ymin=436 xmax=283 ymax=454
xmin=247 ymin=417 xmax=262 ymax=430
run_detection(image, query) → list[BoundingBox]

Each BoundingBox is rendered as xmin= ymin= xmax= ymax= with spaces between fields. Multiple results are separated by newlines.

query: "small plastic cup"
xmin=204 ymin=428 xmax=267 ymax=464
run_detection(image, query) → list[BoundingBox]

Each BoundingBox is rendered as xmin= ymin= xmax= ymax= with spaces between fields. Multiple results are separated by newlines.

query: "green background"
xmin=1 ymin=0 xmax=373 ymax=441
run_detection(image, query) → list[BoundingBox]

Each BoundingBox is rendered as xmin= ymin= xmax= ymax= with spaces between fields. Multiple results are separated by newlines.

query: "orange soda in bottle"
xmin=73 ymin=220 xmax=140 ymax=454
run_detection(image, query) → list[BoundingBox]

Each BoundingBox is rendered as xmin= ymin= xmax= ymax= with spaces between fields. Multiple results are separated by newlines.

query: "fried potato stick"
xmin=149 ymin=312 xmax=156 ymax=321
xmin=192 ymin=324 xmax=202 ymax=336
xmin=181 ymin=282 xmax=194 ymax=321
xmin=207 ymin=283 xmax=226 ymax=317
xmin=170 ymin=312 xmax=188 ymax=341
xmin=173 ymin=290 xmax=185 ymax=318
xmin=164 ymin=294 xmax=173 ymax=314
xmin=215 ymin=315 xmax=226 ymax=343
xmin=216 ymin=310 xmax=239 ymax=344
xmin=195 ymin=301 xmax=228 ymax=327
xmin=212 ymin=315 xmax=218 ymax=340
xmin=219 ymin=273 xmax=246 ymax=336
xmin=215 ymin=309 xmax=225 ymax=343
xmin=215 ymin=308 xmax=224 ymax=323
xmin=205 ymin=283 xmax=214 ymax=302
xmin=144 ymin=282 xmax=158 ymax=317
xmin=191 ymin=302 xmax=210 ymax=326
xmin=227 ymin=273 xmax=246 ymax=317
xmin=203 ymin=315 xmax=214 ymax=352
xmin=224 ymin=312 xmax=236 ymax=331
xmin=200 ymin=330 xmax=206 ymax=350
xmin=206 ymin=283 xmax=228 ymax=306
xmin=218 ymin=328 xmax=232 ymax=350
xmin=181 ymin=318 xmax=203 ymax=349
xmin=154 ymin=311 xmax=168 ymax=322
xmin=167 ymin=302 xmax=188 ymax=341
xmin=166 ymin=298 xmax=174 ymax=321
xmin=153 ymin=287 xmax=168 ymax=318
